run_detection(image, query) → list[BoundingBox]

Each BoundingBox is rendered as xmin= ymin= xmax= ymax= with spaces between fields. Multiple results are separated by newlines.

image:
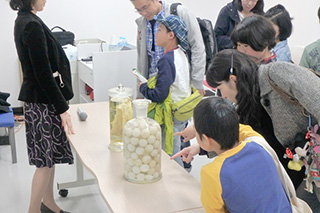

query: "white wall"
xmin=1 ymin=0 xmax=319 ymax=107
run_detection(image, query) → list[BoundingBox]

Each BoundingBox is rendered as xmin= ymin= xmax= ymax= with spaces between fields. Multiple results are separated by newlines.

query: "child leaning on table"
xmin=193 ymin=97 xmax=292 ymax=212
xmin=138 ymin=14 xmax=191 ymax=167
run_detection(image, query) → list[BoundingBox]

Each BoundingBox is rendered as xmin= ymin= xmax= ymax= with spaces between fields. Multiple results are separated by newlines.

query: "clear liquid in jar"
xmin=109 ymin=96 xmax=133 ymax=152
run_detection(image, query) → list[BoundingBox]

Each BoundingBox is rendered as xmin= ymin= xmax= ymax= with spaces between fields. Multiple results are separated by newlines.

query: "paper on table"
xmin=131 ymin=69 xmax=147 ymax=83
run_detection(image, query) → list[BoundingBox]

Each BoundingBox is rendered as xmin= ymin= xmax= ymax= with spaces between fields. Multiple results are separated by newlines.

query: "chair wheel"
xmin=59 ymin=189 xmax=68 ymax=197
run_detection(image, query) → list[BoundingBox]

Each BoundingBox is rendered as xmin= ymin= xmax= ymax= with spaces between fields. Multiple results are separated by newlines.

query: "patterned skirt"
xmin=24 ymin=103 xmax=74 ymax=168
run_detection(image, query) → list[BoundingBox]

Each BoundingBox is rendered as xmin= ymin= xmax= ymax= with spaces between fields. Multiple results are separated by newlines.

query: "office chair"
xmin=0 ymin=108 xmax=17 ymax=163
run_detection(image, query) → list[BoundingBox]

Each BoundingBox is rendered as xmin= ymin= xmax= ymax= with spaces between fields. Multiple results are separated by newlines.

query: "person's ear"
xmin=168 ymin=31 xmax=175 ymax=39
xmin=201 ymin=134 xmax=211 ymax=146
xmin=229 ymin=75 xmax=237 ymax=83
xmin=202 ymin=134 xmax=221 ymax=152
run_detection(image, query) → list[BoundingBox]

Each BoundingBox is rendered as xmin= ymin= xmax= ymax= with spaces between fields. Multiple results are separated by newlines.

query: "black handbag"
xmin=51 ymin=26 xmax=75 ymax=46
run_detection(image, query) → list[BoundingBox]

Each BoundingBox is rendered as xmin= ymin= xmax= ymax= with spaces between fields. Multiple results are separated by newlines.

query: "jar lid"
xmin=108 ymin=84 xmax=133 ymax=98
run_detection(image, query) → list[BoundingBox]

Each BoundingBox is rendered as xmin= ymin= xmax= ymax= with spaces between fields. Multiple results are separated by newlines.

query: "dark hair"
xmin=10 ymin=0 xmax=35 ymax=11
xmin=318 ymin=6 xmax=320 ymax=20
xmin=206 ymin=49 xmax=263 ymax=127
xmin=231 ymin=15 xmax=276 ymax=51
xmin=233 ymin=0 xmax=264 ymax=15
xmin=193 ymin=97 xmax=239 ymax=150
xmin=265 ymin=4 xmax=293 ymax=41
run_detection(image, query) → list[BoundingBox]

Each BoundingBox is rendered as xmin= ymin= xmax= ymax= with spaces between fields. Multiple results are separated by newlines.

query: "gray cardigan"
xmin=258 ymin=62 xmax=320 ymax=148
xmin=135 ymin=1 xmax=205 ymax=92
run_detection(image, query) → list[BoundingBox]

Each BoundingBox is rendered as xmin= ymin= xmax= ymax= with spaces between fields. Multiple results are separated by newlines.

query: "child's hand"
xmin=174 ymin=125 xmax=196 ymax=142
xmin=197 ymin=89 xmax=206 ymax=96
xmin=170 ymin=143 xmax=200 ymax=163
xmin=137 ymin=81 xmax=143 ymax=89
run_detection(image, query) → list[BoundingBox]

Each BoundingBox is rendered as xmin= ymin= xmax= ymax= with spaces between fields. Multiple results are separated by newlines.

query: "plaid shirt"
xmin=146 ymin=2 xmax=166 ymax=78
xmin=261 ymin=51 xmax=277 ymax=64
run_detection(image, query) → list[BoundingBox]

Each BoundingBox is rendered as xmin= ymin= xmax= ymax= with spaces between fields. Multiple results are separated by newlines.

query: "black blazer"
xmin=14 ymin=10 xmax=73 ymax=114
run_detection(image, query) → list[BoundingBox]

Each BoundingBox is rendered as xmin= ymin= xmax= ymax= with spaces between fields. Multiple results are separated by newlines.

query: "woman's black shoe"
xmin=41 ymin=202 xmax=70 ymax=213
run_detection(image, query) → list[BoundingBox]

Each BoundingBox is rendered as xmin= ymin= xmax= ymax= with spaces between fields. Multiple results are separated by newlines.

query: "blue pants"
xmin=161 ymin=119 xmax=188 ymax=167
xmin=180 ymin=122 xmax=191 ymax=169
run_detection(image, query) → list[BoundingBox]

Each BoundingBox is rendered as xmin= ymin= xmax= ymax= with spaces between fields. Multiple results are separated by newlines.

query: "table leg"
xmin=57 ymin=152 xmax=96 ymax=190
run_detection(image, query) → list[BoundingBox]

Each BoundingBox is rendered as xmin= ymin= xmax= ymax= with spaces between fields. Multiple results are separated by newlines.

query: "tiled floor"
xmin=0 ymin=120 xmax=212 ymax=212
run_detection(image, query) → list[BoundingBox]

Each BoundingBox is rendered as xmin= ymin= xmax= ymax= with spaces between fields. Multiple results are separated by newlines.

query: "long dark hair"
xmin=10 ymin=0 xmax=35 ymax=11
xmin=233 ymin=0 xmax=264 ymax=15
xmin=206 ymin=49 xmax=263 ymax=127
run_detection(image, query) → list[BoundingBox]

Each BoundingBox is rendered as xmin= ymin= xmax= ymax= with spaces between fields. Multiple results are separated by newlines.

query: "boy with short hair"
xmin=193 ymin=97 xmax=291 ymax=212
xmin=139 ymin=14 xmax=191 ymax=167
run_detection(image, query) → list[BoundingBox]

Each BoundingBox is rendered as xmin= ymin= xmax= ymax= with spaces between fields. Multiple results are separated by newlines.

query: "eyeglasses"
xmin=135 ymin=0 xmax=152 ymax=13
xmin=243 ymin=0 xmax=258 ymax=3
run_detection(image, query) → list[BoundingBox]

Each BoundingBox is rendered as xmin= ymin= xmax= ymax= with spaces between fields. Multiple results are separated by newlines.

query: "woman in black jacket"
xmin=10 ymin=0 xmax=73 ymax=212
xmin=214 ymin=0 xmax=264 ymax=51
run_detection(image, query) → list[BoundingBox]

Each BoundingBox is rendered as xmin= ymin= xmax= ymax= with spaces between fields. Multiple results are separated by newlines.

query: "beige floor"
xmin=0 ymin=120 xmax=212 ymax=213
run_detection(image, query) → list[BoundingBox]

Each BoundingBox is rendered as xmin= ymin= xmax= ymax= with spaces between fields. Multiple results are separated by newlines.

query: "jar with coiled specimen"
xmin=108 ymin=84 xmax=133 ymax=152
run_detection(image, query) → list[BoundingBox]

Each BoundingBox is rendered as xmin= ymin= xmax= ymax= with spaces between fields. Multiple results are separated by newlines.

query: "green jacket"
xmin=147 ymin=75 xmax=174 ymax=155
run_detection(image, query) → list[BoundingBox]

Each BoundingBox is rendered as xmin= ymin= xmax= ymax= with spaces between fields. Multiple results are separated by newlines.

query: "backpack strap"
xmin=267 ymin=68 xmax=308 ymax=117
xmin=170 ymin=3 xmax=182 ymax=16
xmin=50 ymin=26 xmax=66 ymax=32
xmin=308 ymin=68 xmax=320 ymax=78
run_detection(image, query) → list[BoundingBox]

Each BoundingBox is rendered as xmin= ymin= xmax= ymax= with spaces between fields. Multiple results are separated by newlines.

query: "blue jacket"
xmin=140 ymin=51 xmax=175 ymax=103
xmin=273 ymin=40 xmax=292 ymax=62
xmin=214 ymin=2 xmax=240 ymax=51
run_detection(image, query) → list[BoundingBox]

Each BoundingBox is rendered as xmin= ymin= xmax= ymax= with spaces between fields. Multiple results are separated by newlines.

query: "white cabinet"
xmin=77 ymin=41 xmax=137 ymax=103
xmin=69 ymin=60 xmax=79 ymax=104
xmin=78 ymin=61 xmax=93 ymax=103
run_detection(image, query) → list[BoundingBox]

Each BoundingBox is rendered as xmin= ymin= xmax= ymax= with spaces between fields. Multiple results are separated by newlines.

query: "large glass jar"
xmin=123 ymin=99 xmax=162 ymax=183
xmin=108 ymin=84 xmax=133 ymax=152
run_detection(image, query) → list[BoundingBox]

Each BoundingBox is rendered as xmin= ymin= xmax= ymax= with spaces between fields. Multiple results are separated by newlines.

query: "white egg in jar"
xmin=123 ymin=99 xmax=162 ymax=183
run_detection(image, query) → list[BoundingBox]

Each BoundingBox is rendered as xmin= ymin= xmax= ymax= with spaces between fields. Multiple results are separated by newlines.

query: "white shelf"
xmin=79 ymin=94 xmax=93 ymax=103
xmin=77 ymin=41 xmax=137 ymax=104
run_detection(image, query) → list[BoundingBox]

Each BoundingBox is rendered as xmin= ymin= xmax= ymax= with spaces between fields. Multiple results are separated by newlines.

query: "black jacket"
xmin=14 ymin=11 xmax=73 ymax=114
xmin=214 ymin=2 xmax=240 ymax=51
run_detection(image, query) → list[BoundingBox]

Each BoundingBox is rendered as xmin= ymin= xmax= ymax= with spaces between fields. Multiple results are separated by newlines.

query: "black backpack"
xmin=170 ymin=3 xmax=217 ymax=74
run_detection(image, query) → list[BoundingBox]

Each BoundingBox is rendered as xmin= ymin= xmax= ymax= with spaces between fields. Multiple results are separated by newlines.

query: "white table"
xmin=59 ymin=102 xmax=204 ymax=213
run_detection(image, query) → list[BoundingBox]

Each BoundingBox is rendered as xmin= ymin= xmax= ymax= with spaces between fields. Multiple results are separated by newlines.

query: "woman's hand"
xmin=174 ymin=125 xmax=196 ymax=142
xmin=60 ymin=111 xmax=75 ymax=135
xmin=170 ymin=143 xmax=200 ymax=163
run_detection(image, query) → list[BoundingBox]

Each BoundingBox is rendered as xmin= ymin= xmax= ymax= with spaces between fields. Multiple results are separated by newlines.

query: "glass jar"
xmin=123 ymin=99 xmax=162 ymax=183
xmin=108 ymin=84 xmax=133 ymax=152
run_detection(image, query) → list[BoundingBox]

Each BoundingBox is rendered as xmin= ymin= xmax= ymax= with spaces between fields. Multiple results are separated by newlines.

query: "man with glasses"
xmin=130 ymin=0 xmax=205 ymax=95
xmin=130 ymin=0 xmax=205 ymax=171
